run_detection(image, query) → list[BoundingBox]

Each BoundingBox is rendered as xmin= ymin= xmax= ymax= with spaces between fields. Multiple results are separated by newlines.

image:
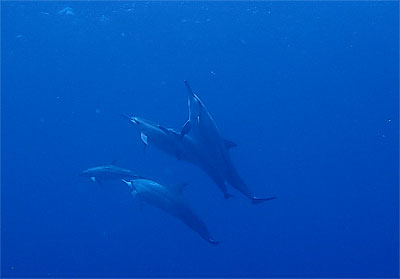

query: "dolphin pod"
xmin=81 ymin=81 xmax=275 ymax=245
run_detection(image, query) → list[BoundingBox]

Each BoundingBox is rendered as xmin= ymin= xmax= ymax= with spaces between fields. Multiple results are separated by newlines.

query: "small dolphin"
xmin=182 ymin=81 xmax=276 ymax=204
xmin=122 ymin=178 xmax=219 ymax=245
xmin=80 ymin=163 xmax=142 ymax=184
xmin=123 ymin=115 xmax=233 ymax=198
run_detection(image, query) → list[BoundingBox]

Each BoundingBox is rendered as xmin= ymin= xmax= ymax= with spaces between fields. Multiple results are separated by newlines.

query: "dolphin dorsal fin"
xmin=224 ymin=139 xmax=237 ymax=150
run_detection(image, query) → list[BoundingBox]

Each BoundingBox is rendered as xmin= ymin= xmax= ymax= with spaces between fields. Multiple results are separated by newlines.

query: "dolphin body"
xmin=181 ymin=81 xmax=276 ymax=204
xmin=122 ymin=178 xmax=218 ymax=245
xmin=80 ymin=164 xmax=142 ymax=184
xmin=123 ymin=115 xmax=233 ymax=198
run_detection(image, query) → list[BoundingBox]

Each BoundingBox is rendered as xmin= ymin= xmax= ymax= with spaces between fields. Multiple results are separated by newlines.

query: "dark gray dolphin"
xmin=122 ymin=178 xmax=218 ymax=245
xmin=123 ymin=115 xmax=233 ymax=198
xmin=80 ymin=164 xmax=142 ymax=184
xmin=182 ymin=81 xmax=276 ymax=204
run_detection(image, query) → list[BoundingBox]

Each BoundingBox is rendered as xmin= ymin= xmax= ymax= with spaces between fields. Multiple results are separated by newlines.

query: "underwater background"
xmin=1 ymin=1 xmax=399 ymax=278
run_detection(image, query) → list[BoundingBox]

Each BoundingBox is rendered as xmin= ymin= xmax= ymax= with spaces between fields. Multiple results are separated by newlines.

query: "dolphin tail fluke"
xmin=251 ymin=196 xmax=277 ymax=205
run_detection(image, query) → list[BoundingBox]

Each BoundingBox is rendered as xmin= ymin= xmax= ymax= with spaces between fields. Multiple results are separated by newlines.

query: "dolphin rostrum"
xmin=182 ymin=80 xmax=276 ymax=204
xmin=122 ymin=178 xmax=219 ymax=245
xmin=80 ymin=163 xmax=142 ymax=184
xmin=123 ymin=115 xmax=233 ymax=198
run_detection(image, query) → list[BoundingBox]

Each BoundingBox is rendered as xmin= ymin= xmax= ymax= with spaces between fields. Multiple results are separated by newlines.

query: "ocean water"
xmin=1 ymin=1 xmax=399 ymax=278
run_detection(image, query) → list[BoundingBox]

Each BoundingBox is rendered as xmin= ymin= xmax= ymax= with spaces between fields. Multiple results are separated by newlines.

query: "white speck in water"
xmin=210 ymin=71 xmax=216 ymax=76
xmin=387 ymin=119 xmax=392 ymax=123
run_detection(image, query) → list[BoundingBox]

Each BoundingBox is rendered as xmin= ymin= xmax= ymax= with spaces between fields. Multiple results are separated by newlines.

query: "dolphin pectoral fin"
xmin=140 ymin=132 xmax=148 ymax=145
xmin=90 ymin=177 xmax=96 ymax=182
xmin=224 ymin=139 xmax=237 ymax=150
xmin=251 ymin=196 xmax=277 ymax=205
xmin=140 ymin=132 xmax=148 ymax=152
xmin=180 ymin=120 xmax=191 ymax=138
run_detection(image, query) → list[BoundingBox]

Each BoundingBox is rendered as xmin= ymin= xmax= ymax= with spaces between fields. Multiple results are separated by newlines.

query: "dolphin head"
xmin=122 ymin=179 xmax=139 ymax=196
xmin=79 ymin=168 xmax=92 ymax=177
xmin=126 ymin=116 xmax=156 ymax=133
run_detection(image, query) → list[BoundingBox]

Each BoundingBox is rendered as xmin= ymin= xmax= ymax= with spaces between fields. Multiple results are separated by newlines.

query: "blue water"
xmin=2 ymin=2 xmax=399 ymax=278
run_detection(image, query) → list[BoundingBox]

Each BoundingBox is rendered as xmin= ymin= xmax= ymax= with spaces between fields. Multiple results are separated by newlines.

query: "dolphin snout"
xmin=79 ymin=170 xmax=88 ymax=177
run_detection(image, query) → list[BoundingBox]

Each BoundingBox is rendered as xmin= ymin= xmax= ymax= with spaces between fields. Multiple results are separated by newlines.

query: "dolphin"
xmin=123 ymin=115 xmax=233 ymax=198
xmin=181 ymin=80 xmax=276 ymax=204
xmin=122 ymin=178 xmax=219 ymax=245
xmin=80 ymin=163 xmax=142 ymax=184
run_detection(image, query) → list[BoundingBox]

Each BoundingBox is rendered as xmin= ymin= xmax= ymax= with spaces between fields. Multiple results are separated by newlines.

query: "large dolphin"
xmin=122 ymin=178 xmax=219 ymax=245
xmin=123 ymin=115 xmax=233 ymax=198
xmin=80 ymin=164 xmax=142 ymax=184
xmin=181 ymin=81 xmax=276 ymax=204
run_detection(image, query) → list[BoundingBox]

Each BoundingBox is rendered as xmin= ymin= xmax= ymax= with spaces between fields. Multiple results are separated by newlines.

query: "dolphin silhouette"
xmin=123 ymin=115 xmax=233 ymax=198
xmin=122 ymin=178 xmax=219 ymax=245
xmin=182 ymin=81 xmax=276 ymax=204
xmin=80 ymin=164 xmax=142 ymax=184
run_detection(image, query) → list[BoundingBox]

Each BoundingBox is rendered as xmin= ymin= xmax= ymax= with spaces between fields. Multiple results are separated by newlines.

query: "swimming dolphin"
xmin=122 ymin=178 xmax=219 ymax=245
xmin=123 ymin=115 xmax=233 ymax=198
xmin=181 ymin=80 xmax=276 ymax=204
xmin=80 ymin=163 xmax=142 ymax=184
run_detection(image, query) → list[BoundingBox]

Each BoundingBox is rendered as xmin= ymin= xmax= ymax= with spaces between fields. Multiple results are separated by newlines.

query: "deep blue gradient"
xmin=2 ymin=2 xmax=399 ymax=278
